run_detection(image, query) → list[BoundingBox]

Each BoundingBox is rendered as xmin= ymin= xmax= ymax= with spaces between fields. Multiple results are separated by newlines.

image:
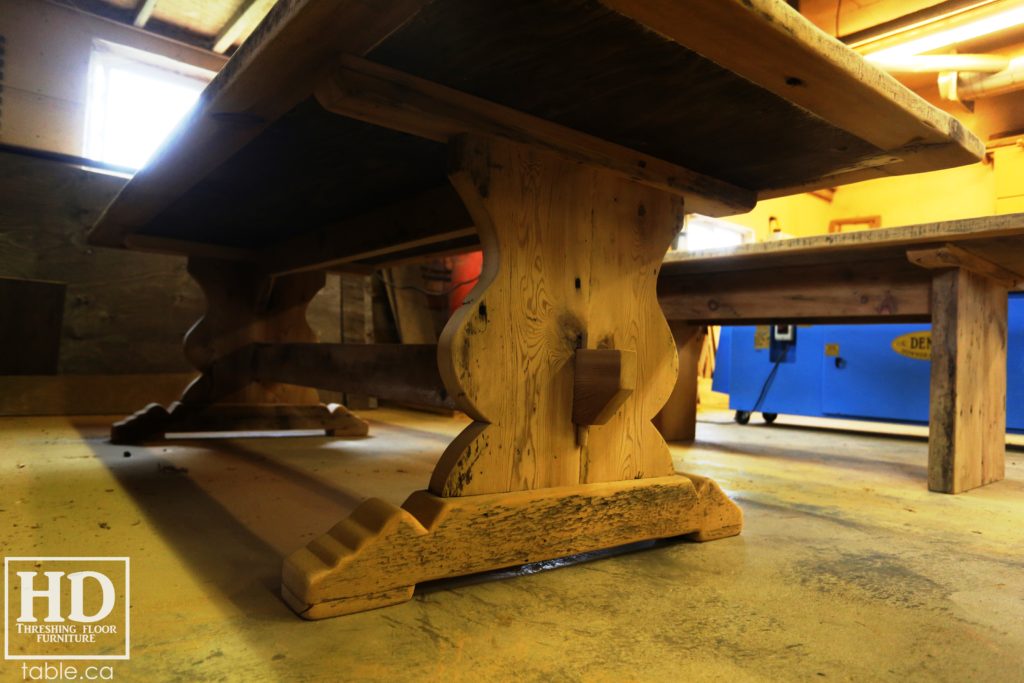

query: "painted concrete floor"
xmin=2 ymin=408 xmax=1022 ymax=682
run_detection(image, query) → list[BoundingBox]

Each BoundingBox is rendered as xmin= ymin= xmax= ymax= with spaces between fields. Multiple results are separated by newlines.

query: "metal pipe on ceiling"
xmin=957 ymin=56 xmax=1024 ymax=97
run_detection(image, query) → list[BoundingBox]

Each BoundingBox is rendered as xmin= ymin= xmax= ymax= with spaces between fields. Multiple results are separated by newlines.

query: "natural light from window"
xmin=84 ymin=40 xmax=216 ymax=171
xmin=680 ymin=214 xmax=753 ymax=252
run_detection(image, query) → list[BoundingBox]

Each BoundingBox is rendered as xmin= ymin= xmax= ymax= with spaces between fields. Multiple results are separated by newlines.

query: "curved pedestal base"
xmin=281 ymin=472 xmax=742 ymax=619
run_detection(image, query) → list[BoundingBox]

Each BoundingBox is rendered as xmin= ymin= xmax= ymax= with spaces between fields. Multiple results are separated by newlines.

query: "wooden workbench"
xmin=89 ymin=0 xmax=982 ymax=617
xmin=659 ymin=214 xmax=1024 ymax=494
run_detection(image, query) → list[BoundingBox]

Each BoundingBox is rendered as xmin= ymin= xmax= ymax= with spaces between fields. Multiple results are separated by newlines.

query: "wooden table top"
xmin=662 ymin=213 xmax=1024 ymax=277
xmin=89 ymin=0 xmax=984 ymax=265
xmin=657 ymin=214 xmax=1024 ymax=326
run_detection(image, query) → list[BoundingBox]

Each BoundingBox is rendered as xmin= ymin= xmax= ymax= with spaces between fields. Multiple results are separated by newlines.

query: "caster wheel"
xmin=734 ymin=410 xmax=751 ymax=425
xmin=763 ymin=412 xmax=778 ymax=424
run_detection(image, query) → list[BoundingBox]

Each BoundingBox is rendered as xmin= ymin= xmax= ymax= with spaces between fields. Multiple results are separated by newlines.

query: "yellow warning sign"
xmin=892 ymin=331 xmax=932 ymax=360
xmin=754 ymin=326 xmax=770 ymax=350
xmin=824 ymin=343 xmax=840 ymax=357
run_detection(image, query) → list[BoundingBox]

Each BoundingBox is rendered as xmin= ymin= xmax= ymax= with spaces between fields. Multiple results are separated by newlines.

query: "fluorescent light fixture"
xmin=867 ymin=53 xmax=1010 ymax=73
xmin=846 ymin=0 xmax=1001 ymax=51
xmin=865 ymin=3 xmax=1024 ymax=61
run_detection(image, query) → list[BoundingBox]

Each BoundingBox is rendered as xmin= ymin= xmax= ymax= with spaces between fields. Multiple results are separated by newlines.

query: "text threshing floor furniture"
xmin=658 ymin=214 xmax=1024 ymax=494
xmin=88 ymin=0 xmax=982 ymax=617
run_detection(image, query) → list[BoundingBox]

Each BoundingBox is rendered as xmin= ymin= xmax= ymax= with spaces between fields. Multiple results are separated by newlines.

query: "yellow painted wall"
xmin=829 ymin=160 xmax=996 ymax=227
xmin=726 ymin=158 xmax=1000 ymax=240
xmin=726 ymin=11 xmax=1024 ymax=244
xmin=722 ymin=191 xmax=833 ymax=241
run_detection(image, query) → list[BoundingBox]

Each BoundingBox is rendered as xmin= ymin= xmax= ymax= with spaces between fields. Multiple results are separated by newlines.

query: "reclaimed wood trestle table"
xmin=89 ymin=0 xmax=983 ymax=618
xmin=658 ymin=214 xmax=1024 ymax=494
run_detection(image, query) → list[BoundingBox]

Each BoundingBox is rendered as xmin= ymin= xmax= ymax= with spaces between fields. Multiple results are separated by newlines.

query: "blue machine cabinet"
xmin=713 ymin=294 xmax=1024 ymax=431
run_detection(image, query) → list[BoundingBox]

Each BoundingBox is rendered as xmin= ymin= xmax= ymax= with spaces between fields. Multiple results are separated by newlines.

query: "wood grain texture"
xmin=384 ymin=265 xmax=440 ymax=345
xmin=907 ymin=243 xmax=1023 ymax=288
xmin=251 ymin=343 xmax=454 ymax=409
xmin=599 ymin=0 xmax=983 ymax=184
xmin=281 ymin=473 xmax=742 ymax=619
xmin=430 ymin=136 xmax=680 ymax=496
xmin=91 ymin=0 xmax=981 ymax=254
xmin=928 ymin=269 xmax=1007 ymax=493
xmin=663 ymin=214 xmax=1024 ymax=275
xmin=573 ymin=349 xmax=637 ymax=426
xmin=652 ymin=323 xmax=702 ymax=443
xmin=659 ymin=215 xmax=1024 ymax=325
xmin=659 ymin=259 xmax=933 ymax=324
xmin=369 ymin=0 xmax=978 ymax=193
xmin=340 ymin=273 xmax=378 ymax=409
xmin=179 ymin=258 xmax=324 ymax=406
xmin=315 ymin=53 xmax=754 ymax=217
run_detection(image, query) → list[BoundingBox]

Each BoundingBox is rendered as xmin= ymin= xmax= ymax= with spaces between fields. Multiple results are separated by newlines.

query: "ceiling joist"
xmin=213 ymin=0 xmax=268 ymax=54
xmin=132 ymin=0 xmax=158 ymax=28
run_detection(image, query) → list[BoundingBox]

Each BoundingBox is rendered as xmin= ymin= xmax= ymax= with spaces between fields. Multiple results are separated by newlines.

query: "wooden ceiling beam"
xmin=132 ymin=0 xmax=158 ymax=28
xmin=213 ymin=0 xmax=268 ymax=54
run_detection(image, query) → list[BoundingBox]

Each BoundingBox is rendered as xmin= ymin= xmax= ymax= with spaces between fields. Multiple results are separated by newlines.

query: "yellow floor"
xmin=2 ymin=408 xmax=1022 ymax=681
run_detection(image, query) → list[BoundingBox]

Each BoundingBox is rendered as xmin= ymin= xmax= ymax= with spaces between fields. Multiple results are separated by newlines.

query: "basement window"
xmin=83 ymin=40 xmax=216 ymax=171
xmin=677 ymin=214 xmax=754 ymax=252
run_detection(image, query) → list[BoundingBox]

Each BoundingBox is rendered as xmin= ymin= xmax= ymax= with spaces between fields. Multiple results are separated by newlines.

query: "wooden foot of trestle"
xmin=281 ymin=473 xmax=742 ymax=619
xmin=110 ymin=401 xmax=368 ymax=444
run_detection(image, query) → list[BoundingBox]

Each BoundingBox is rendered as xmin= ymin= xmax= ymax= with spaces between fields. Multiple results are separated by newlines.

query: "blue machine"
xmin=713 ymin=294 xmax=1024 ymax=431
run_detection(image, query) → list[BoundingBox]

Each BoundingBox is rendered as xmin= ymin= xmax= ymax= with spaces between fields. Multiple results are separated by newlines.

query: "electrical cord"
xmin=751 ymin=344 xmax=788 ymax=414
xmin=374 ymin=271 xmax=481 ymax=297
